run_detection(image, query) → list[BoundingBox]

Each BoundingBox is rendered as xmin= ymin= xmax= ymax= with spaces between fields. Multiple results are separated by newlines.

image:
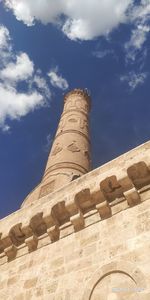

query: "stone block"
xmin=100 ymin=175 xmax=124 ymax=202
xmin=9 ymin=223 xmax=26 ymax=247
xmin=70 ymin=212 xmax=84 ymax=231
xmin=90 ymin=184 xmax=105 ymax=205
xmin=96 ymin=201 xmax=111 ymax=219
xmin=25 ymin=235 xmax=38 ymax=252
xmin=30 ymin=213 xmax=47 ymax=237
xmin=24 ymin=277 xmax=38 ymax=289
xmin=4 ymin=245 xmax=17 ymax=261
xmin=47 ymin=225 xmax=60 ymax=242
xmin=75 ymin=189 xmax=92 ymax=212
xmin=124 ymin=188 xmax=141 ymax=206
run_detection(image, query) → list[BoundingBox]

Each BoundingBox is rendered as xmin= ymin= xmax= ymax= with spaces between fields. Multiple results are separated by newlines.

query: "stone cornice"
xmin=0 ymin=141 xmax=150 ymax=264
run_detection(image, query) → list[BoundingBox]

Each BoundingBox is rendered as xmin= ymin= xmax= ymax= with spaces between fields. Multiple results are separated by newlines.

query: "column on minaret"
xmin=39 ymin=89 xmax=91 ymax=198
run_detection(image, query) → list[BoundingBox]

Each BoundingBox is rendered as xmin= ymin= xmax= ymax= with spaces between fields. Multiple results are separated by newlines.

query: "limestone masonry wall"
xmin=0 ymin=141 xmax=150 ymax=299
xmin=0 ymin=198 xmax=149 ymax=300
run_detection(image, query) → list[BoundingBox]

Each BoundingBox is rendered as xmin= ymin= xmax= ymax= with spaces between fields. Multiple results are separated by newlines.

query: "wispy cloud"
xmin=43 ymin=133 xmax=53 ymax=152
xmin=32 ymin=71 xmax=51 ymax=99
xmin=125 ymin=1 xmax=150 ymax=64
xmin=125 ymin=24 xmax=150 ymax=63
xmin=0 ymin=25 xmax=12 ymax=65
xmin=0 ymin=25 xmax=10 ymax=49
xmin=48 ymin=67 xmax=69 ymax=90
xmin=93 ymin=49 xmax=114 ymax=59
xmin=120 ymin=71 xmax=147 ymax=91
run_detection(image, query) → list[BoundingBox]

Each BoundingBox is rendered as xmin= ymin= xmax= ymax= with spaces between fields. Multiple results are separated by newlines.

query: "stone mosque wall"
xmin=0 ymin=141 xmax=150 ymax=299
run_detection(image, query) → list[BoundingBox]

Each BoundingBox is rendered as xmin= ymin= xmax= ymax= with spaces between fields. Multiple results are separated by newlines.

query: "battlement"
xmin=0 ymin=141 xmax=150 ymax=265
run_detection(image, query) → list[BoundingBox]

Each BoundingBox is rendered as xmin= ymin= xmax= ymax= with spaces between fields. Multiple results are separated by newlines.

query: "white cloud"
xmin=48 ymin=68 xmax=69 ymax=90
xmin=120 ymin=71 xmax=147 ymax=90
xmin=0 ymin=25 xmax=51 ymax=131
xmin=0 ymin=84 xmax=44 ymax=130
xmin=0 ymin=52 xmax=34 ymax=84
xmin=4 ymin=0 xmax=132 ymax=40
xmin=3 ymin=0 xmax=150 ymax=62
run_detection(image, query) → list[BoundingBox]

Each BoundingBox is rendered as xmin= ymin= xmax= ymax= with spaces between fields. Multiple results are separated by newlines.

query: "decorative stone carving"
xmin=30 ymin=213 xmax=47 ymax=237
xmin=127 ymin=161 xmax=150 ymax=189
xmin=39 ymin=180 xmax=55 ymax=198
xmin=68 ymin=118 xmax=78 ymax=123
xmin=67 ymin=141 xmax=80 ymax=153
xmin=4 ymin=245 xmax=17 ymax=261
xmin=25 ymin=235 xmax=38 ymax=252
xmin=64 ymin=96 xmax=89 ymax=112
xmin=100 ymin=176 xmax=124 ymax=202
xmin=43 ymin=209 xmax=60 ymax=242
xmin=51 ymin=143 xmax=63 ymax=156
xmin=75 ymin=99 xmax=82 ymax=109
xmin=124 ymin=187 xmax=141 ymax=206
xmin=9 ymin=223 xmax=26 ymax=246
xmin=47 ymin=226 xmax=60 ymax=243
xmin=52 ymin=201 xmax=70 ymax=226
xmin=64 ymin=100 xmax=74 ymax=111
xmin=90 ymin=184 xmax=106 ymax=205
xmin=64 ymin=89 xmax=90 ymax=106
xmin=96 ymin=201 xmax=111 ymax=219
xmin=65 ymin=197 xmax=84 ymax=231
xmin=66 ymin=114 xmax=79 ymax=126
xmin=1 ymin=235 xmax=13 ymax=250
xmin=80 ymin=119 xmax=88 ymax=130
xmin=75 ymin=188 xmax=92 ymax=213
xmin=70 ymin=212 xmax=84 ymax=232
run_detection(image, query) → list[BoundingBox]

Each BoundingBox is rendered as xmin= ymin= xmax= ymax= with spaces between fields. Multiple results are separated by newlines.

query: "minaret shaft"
xmin=39 ymin=89 xmax=91 ymax=198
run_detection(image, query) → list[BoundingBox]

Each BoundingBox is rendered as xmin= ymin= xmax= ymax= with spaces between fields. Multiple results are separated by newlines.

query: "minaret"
xmin=39 ymin=89 xmax=91 ymax=198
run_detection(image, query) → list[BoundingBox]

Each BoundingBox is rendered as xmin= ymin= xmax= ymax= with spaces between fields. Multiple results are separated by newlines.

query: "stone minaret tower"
xmin=21 ymin=88 xmax=91 ymax=207
xmin=39 ymin=89 xmax=91 ymax=198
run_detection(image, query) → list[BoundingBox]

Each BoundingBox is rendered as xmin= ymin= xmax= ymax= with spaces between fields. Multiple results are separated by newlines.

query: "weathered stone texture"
xmin=0 ymin=195 xmax=149 ymax=299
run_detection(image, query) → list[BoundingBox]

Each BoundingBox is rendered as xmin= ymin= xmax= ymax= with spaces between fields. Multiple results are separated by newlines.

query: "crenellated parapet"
xmin=0 ymin=141 xmax=150 ymax=264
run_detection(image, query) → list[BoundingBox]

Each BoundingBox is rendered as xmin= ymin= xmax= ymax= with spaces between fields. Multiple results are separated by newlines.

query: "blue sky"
xmin=0 ymin=0 xmax=150 ymax=218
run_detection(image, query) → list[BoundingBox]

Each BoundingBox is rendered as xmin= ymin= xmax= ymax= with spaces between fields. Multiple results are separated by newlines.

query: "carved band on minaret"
xmin=39 ymin=89 xmax=91 ymax=197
